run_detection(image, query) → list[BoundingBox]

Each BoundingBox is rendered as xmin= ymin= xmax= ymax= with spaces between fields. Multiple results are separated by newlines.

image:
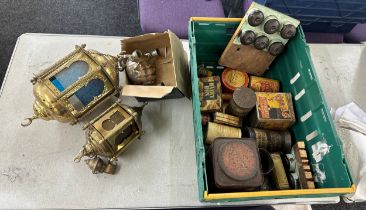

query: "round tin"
xmin=221 ymin=68 xmax=249 ymax=93
xmin=227 ymin=87 xmax=256 ymax=117
xmin=259 ymin=149 xmax=274 ymax=175
xmin=244 ymin=127 xmax=292 ymax=153
xmin=205 ymin=122 xmax=242 ymax=144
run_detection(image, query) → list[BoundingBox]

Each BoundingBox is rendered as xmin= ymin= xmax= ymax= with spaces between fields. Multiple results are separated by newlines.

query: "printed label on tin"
xmin=222 ymin=69 xmax=249 ymax=91
xmin=199 ymin=76 xmax=222 ymax=112
xmin=250 ymin=76 xmax=279 ymax=92
xmin=257 ymin=93 xmax=291 ymax=119
xmin=203 ymin=80 xmax=218 ymax=100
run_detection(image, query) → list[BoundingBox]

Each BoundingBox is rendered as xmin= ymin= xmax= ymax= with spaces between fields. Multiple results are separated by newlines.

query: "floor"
xmin=0 ymin=0 xmax=365 ymax=209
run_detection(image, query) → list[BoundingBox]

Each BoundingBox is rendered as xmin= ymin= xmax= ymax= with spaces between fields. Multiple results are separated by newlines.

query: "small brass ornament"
xmin=118 ymin=49 xmax=159 ymax=85
xmin=22 ymin=44 xmax=120 ymax=127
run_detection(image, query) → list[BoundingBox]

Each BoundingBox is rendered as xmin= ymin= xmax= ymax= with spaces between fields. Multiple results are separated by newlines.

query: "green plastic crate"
xmin=188 ymin=17 xmax=354 ymax=202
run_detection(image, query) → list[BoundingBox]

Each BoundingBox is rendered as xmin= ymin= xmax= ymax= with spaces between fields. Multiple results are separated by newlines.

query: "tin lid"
xmin=221 ymin=68 xmax=249 ymax=93
xmin=218 ymin=141 xmax=259 ymax=181
xmin=212 ymin=138 xmax=264 ymax=189
xmin=232 ymin=87 xmax=256 ymax=110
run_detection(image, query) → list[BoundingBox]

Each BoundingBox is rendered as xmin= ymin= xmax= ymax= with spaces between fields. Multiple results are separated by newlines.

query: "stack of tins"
xmin=199 ymin=66 xmax=315 ymax=192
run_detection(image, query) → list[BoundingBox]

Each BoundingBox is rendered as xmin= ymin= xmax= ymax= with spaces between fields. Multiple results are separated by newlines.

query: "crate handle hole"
xmin=295 ymin=89 xmax=305 ymax=101
xmin=290 ymin=72 xmax=301 ymax=84
xmin=301 ymin=111 xmax=312 ymax=122
xmin=237 ymin=47 xmax=241 ymax=51
xmin=306 ymin=130 xmax=318 ymax=141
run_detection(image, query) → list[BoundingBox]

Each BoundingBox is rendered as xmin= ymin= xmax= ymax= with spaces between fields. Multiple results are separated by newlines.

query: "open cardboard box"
xmin=121 ymin=30 xmax=190 ymax=100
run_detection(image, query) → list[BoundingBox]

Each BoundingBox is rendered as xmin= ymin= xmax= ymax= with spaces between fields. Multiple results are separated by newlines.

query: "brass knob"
xmin=239 ymin=30 xmax=256 ymax=45
xmin=248 ymin=9 xmax=264 ymax=26
xmin=268 ymin=42 xmax=285 ymax=56
xmin=264 ymin=18 xmax=280 ymax=34
xmin=254 ymin=35 xmax=269 ymax=50
xmin=281 ymin=24 xmax=297 ymax=39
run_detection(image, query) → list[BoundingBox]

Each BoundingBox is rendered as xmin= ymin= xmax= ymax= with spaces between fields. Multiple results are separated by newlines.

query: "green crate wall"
xmin=188 ymin=19 xmax=353 ymax=202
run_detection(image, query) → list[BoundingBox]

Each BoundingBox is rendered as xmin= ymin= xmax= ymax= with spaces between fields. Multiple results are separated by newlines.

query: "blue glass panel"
xmin=50 ymin=60 xmax=89 ymax=91
xmin=74 ymin=79 xmax=104 ymax=106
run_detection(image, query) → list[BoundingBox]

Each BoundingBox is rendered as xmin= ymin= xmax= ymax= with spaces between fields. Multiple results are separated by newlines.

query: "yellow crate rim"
xmin=190 ymin=17 xmax=242 ymax=22
xmin=204 ymin=185 xmax=356 ymax=200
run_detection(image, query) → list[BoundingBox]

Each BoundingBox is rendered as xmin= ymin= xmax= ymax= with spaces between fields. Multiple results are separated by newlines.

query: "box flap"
xmin=168 ymin=30 xmax=191 ymax=98
xmin=122 ymin=85 xmax=174 ymax=98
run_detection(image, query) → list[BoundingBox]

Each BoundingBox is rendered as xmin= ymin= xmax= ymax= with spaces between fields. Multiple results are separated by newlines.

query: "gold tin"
xmin=250 ymin=92 xmax=296 ymax=130
xmin=199 ymin=76 xmax=222 ymax=112
xmin=249 ymin=76 xmax=280 ymax=92
xmin=206 ymin=122 xmax=241 ymax=144
xmin=22 ymin=44 xmax=119 ymax=127
xmin=221 ymin=68 xmax=249 ymax=93
xmin=244 ymin=127 xmax=292 ymax=153
xmin=213 ymin=112 xmax=241 ymax=127
xmin=270 ymin=153 xmax=290 ymax=190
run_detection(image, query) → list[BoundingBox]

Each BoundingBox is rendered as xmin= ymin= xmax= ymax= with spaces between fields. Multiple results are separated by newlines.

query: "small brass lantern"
xmin=22 ymin=44 xmax=120 ymax=126
xmin=74 ymin=101 xmax=145 ymax=174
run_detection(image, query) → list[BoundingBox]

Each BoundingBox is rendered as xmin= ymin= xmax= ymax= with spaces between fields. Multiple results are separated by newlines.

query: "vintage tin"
xmin=227 ymin=87 xmax=256 ymax=117
xmin=198 ymin=64 xmax=213 ymax=77
xmin=250 ymin=92 xmax=296 ymax=130
xmin=221 ymin=68 xmax=249 ymax=93
xmin=259 ymin=149 xmax=274 ymax=175
xmin=249 ymin=76 xmax=280 ymax=92
xmin=213 ymin=112 xmax=241 ymax=128
xmin=199 ymin=76 xmax=222 ymax=112
xmin=201 ymin=114 xmax=211 ymax=126
xmin=270 ymin=153 xmax=290 ymax=190
xmin=205 ymin=122 xmax=241 ymax=144
xmin=210 ymin=138 xmax=264 ymax=191
xmin=222 ymin=93 xmax=233 ymax=101
xmin=244 ymin=127 xmax=292 ymax=153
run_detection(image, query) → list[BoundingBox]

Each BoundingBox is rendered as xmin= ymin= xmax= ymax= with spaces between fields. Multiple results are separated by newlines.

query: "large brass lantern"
xmin=74 ymin=101 xmax=145 ymax=174
xmin=22 ymin=44 xmax=120 ymax=126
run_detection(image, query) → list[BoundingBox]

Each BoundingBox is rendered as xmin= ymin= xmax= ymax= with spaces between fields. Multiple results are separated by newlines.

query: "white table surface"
xmin=2 ymin=33 xmax=363 ymax=209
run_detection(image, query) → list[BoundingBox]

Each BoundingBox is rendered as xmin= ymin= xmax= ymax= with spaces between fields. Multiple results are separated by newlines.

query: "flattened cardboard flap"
xmin=121 ymin=30 xmax=189 ymax=99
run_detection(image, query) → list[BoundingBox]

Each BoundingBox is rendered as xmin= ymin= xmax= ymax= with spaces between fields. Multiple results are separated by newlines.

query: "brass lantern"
xmin=22 ymin=44 xmax=120 ymax=126
xmin=73 ymin=101 xmax=145 ymax=174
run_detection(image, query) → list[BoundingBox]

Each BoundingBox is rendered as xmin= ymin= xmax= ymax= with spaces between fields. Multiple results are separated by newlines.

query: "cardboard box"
xmin=120 ymin=31 xmax=190 ymax=100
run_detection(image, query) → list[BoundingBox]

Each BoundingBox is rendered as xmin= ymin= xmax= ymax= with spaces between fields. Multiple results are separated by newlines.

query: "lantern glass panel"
xmin=68 ymin=78 xmax=104 ymax=111
xmin=50 ymin=60 xmax=89 ymax=91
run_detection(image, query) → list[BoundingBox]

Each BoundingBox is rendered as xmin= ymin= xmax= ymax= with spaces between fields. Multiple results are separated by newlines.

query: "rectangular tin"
xmin=250 ymin=92 xmax=296 ymax=130
xmin=199 ymin=76 xmax=222 ymax=112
